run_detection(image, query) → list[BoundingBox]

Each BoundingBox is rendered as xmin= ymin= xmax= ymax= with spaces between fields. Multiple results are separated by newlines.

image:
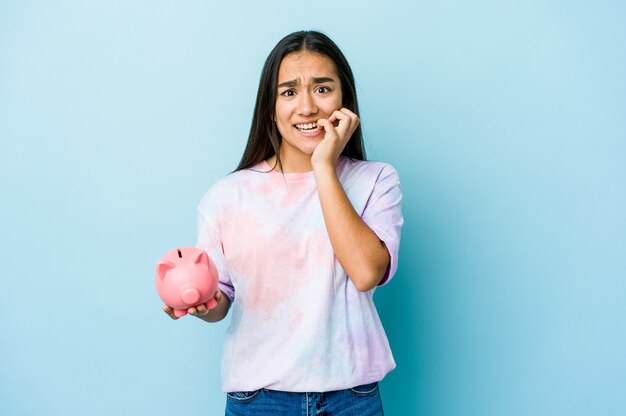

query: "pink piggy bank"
xmin=156 ymin=247 xmax=218 ymax=317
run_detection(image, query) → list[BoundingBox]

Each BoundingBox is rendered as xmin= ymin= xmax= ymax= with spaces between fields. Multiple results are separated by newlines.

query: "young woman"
xmin=163 ymin=30 xmax=403 ymax=416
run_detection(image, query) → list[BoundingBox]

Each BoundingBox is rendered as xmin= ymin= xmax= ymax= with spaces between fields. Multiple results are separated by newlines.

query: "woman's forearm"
xmin=314 ymin=164 xmax=390 ymax=291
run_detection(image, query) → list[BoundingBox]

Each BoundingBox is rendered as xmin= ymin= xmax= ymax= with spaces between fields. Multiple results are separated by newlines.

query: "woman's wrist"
xmin=312 ymin=156 xmax=340 ymax=175
xmin=194 ymin=290 xmax=230 ymax=323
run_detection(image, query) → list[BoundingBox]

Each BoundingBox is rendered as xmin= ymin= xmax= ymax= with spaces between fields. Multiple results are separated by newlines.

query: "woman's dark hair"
xmin=235 ymin=30 xmax=365 ymax=172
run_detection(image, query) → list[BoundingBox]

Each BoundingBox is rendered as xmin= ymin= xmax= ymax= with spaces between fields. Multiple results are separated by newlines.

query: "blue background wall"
xmin=1 ymin=1 xmax=625 ymax=415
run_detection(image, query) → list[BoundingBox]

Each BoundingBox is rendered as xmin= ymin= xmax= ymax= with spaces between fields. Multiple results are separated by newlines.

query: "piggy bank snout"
xmin=182 ymin=287 xmax=201 ymax=305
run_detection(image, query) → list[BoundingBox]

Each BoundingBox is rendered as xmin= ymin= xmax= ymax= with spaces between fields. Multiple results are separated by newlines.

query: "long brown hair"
xmin=235 ymin=30 xmax=366 ymax=172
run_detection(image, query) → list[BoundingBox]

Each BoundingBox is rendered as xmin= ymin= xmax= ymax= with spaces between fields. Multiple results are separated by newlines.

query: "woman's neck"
xmin=266 ymin=152 xmax=313 ymax=173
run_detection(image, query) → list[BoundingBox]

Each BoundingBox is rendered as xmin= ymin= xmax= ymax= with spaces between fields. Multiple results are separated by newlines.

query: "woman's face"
xmin=274 ymin=51 xmax=343 ymax=169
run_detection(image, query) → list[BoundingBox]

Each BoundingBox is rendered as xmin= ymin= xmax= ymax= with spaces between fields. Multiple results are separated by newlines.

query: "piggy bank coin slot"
xmin=177 ymin=249 xmax=182 ymax=258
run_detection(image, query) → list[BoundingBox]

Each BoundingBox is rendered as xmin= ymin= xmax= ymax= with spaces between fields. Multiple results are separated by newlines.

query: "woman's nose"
xmin=296 ymin=91 xmax=317 ymax=115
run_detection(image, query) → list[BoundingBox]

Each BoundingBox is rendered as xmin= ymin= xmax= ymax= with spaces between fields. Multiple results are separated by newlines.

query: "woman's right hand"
xmin=162 ymin=290 xmax=223 ymax=320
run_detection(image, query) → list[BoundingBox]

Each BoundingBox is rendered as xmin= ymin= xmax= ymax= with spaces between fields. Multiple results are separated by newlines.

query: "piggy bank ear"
xmin=193 ymin=250 xmax=209 ymax=266
xmin=156 ymin=260 xmax=175 ymax=280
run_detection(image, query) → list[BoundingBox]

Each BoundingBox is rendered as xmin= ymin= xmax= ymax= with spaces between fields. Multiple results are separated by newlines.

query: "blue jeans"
xmin=225 ymin=382 xmax=384 ymax=415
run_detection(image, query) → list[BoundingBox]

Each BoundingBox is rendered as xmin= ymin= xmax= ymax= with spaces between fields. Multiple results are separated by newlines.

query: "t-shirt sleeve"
xmin=361 ymin=164 xmax=404 ymax=287
xmin=196 ymin=194 xmax=235 ymax=304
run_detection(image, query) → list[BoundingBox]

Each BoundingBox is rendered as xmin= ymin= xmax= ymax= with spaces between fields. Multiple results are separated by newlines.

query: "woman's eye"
xmin=317 ymin=86 xmax=329 ymax=93
xmin=282 ymin=90 xmax=295 ymax=97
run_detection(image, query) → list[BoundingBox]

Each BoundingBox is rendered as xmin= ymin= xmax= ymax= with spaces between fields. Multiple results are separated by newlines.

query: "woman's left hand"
xmin=312 ymin=108 xmax=359 ymax=169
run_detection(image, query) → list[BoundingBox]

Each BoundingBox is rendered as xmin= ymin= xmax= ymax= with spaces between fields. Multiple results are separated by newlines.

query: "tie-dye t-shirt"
xmin=195 ymin=156 xmax=403 ymax=393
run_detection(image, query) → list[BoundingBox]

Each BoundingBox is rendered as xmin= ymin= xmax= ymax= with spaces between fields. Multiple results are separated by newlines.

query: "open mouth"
xmin=294 ymin=122 xmax=321 ymax=132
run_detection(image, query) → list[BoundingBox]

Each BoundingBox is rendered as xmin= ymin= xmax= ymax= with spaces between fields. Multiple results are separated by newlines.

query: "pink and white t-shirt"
xmin=196 ymin=156 xmax=403 ymax=393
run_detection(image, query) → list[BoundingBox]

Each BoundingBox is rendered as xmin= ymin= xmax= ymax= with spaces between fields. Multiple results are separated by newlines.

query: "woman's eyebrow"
xmin=312 ymin=77 xmax=335 ymax=84
xmin=277 ymin=77 xmax=336 ymax=88
xmin=278 ymin=79 xmax=298 ymax=88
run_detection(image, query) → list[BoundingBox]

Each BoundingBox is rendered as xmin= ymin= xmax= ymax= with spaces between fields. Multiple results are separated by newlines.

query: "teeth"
xmin=295 ymin=123 xmax=317 ymax=130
